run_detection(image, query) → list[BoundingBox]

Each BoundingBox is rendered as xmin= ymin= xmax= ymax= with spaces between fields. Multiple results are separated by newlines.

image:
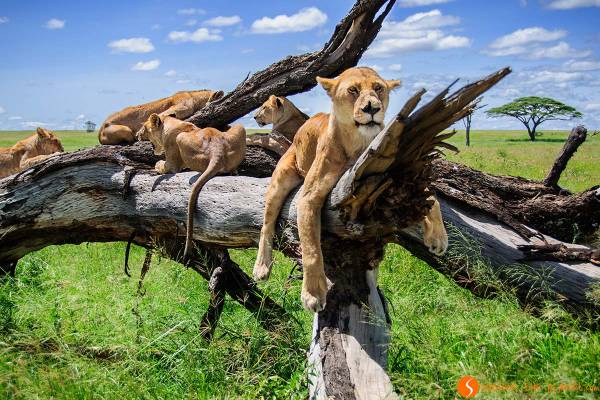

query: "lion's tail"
xmin=183 ymin=158 xmax=221 ymax=261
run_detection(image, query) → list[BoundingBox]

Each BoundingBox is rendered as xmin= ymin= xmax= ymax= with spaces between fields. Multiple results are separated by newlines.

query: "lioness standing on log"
xmin=141 ymin=113 xmax=246 ymax=259
xmin=0 ymin=127 xmax=64 ymax=179
xmin=253 ymin=67 xmax=449 ymax=312
xmin=98 ymin=90 xmax=224 ymax=145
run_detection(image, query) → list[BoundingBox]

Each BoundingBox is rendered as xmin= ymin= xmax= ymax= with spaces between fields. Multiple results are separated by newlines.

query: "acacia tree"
xmin=486 ymin=96 xmax=582 ymax=141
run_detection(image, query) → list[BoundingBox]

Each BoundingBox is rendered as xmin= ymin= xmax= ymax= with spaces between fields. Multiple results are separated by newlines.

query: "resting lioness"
xmin=142 ymin=114 xmax=246 ymax=258
xmin=0 ymin=127 xmax=64 ymax=179
xmin=98 ymin=89 xmax=224 ymax=145
xmin=253 ymin=95 xmax=309 ymax=142
xmin=253 ymin=67 xmax=449 ymax=312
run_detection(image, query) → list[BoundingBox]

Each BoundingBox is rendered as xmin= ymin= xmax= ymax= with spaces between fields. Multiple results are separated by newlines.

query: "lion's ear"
xmin=386 ymin=79 xmax=402 ymax=90
xmin=316 ymin=76 xmax=338 ymax=97
xmin=149 ymin=114 xmax=162 ymax=128
xmin=275 ymin=97 xmax=283 ymax=108
xmin=36 ymin=127 xmax=48 ymax=137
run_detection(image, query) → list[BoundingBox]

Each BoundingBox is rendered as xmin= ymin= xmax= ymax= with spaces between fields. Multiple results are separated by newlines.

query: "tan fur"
xmin=253 ymin=67 xmax=448 ymax=312
xmin=253 ymin=95 xmax=309 ymax=142
xmin=142 ymin=114 xmax=246 ymax=259
xmin=98 ymin=90 xmax=224 ymax=145
xmin=0 ymin=128 xmax=64 ymax=179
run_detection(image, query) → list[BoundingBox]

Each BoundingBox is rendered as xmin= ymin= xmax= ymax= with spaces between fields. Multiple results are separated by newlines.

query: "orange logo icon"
xmin=457 ymin=375 xmax=480 ymax=398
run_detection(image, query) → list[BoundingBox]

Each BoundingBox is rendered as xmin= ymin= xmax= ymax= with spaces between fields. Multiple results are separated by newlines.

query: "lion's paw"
xmin=301 ymin=274 xmax=328 ymax=313
xmin=253 ymin=254 xmax=273 ymax=282
xmin=424 ymin=226 xmax=448 ymax=256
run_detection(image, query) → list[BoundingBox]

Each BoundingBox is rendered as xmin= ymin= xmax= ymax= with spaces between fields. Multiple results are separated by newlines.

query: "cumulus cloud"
xmin=398 ymin=0 xmax=452 ymax=6
xmin=388 ymin=64 xmax=403 ymax=71
xmin=547 ymin=0 xmax=600 ymax=9
xmin=204 ymin=15 xmax=241 ymax=27
xmin=108 ymin=37 xmax=154 ymax=53
xmin=45 ymin=18 xmax=65 ymax=29
xmin=489 ymin=27 xmax=566 ymax=49
xmin=251 ymin=7 xmax=327 ymax=34
xmin=563 ymin=59 xmax=600 ymax=71
xmin=526 ymin=70 xmax=589 ymax=84
xmin=22 ymin=121 xmax=54 ymax=128
xmin=0 ymin=16 xmax=8 ymax=24
xmin=185 ymin=19 xmax=197 ymax=27
xmin=9 ymin=116 xmax=23 ymax=120
xmin=165 ymin=69 xmax=177 ymax=77
xmin=0 ymin=106 xmax=5 ymax=114
xmin=365 ymin=10 xmax=470 ymax=57
xmin=168 ymin=28 xmax=222 ymax=43
xmin=178 ymin=8 xmax=206 ymax=15
xmin=584 ymin=103 xmax=600 ymax=112
xmin=484 ymin=27 xmax=590 ymax=60
xmin=131 ymin=59 xmax=160 ymax=71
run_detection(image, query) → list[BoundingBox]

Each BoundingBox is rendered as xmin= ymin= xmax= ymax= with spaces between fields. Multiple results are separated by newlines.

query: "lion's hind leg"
xmin=423 ymin=196 xmax=448 ymax=256
xmin=99 ymin=124 xmax=136 ymax=145
xmin=253 ymin=147 xmax=302 ymax=281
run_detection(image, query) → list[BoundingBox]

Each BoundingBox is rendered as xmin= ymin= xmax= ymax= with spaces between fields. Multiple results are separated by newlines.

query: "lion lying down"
xmin=141 ymin=114 xmax=246 ymax=259
xmin=99 ymin=89 xmax=224 ymax=145
xmin=0 ymin=127 xmax=64 ymax=179
xmin=253 ymin=67 xmax=449 ymax=312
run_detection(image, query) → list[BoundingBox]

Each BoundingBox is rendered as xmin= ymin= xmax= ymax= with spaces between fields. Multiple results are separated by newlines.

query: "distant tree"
xmin=462 ymin=102 xmax=485 ymax=147
xmin=486 ymin=96 xmax=582 ymax=141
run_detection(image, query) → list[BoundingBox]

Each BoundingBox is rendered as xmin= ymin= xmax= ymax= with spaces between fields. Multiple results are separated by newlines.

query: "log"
xmin=544 ymin=125 xmax=588 ymax=187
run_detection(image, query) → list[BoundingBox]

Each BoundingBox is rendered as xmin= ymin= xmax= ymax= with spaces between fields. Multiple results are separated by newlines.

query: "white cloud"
xmin=526 ymin=70 xmax=589 ymax=84
xmin=584 ymin=103 xmax=600 ymax=112
xmin=45 ymin=18 xmax=65 ymax=29
xmin=365 ymin=10 xmax=470 ymax=57
xmin=185 ymin=19 xmax=197 ymax=27
xmin=165 ymin=69 xmax=177 ymax=77
xmin=0 ymin=106 xmax=4 ymax=114
xmin=108 ymin=37 xmax=154 ymax=53
xmin=9 ymin=116 xmax=23 ymax=120
xmin=176 ymin=79 xmax=191 ymax=84
xmin=178 ymin=8 xmax=206 ymax=15
xmin=563 ymin=59 xmax=600 ymax=71
xmin=131 ymin=59 xmax=160 ymax=71
xmin=204 ymin=15 xmax=242 ymax=27
xmin=398 ymin=0 xmax=451 ymax=6
xmin=76 ymin=114 xmax=85 ymax=120
xmin=168 ymin=28 xmax=223 ymax=43
xmin=547 ymin=0 xmax=600 ymax=9
xmin=0 ymin=16 xmax=8 ymax=24
xmin=484 ymin=28 xmax=590 ymax=60
xmin=527 ymin=41 xmax=591 ymax=59
xmin=489 ymin=27 xmax=566 ymax=49
xmin=388 ymin=64 xmax=403 ymax=71
xmin=22 ymin=121 xmax=53 ymax=128
xmin=251 ymin=7 xmax=327 ymax=34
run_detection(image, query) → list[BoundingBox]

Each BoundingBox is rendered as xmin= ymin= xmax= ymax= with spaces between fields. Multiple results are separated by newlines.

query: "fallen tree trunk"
xmin=544 ymin=125 xmax=588 ymax=188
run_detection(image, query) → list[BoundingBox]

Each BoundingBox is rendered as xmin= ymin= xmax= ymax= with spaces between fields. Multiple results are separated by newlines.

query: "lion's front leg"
xmin=423 ymin=196 xmax=448 ymax=256
xmin=297 ymin=151 xmax=346 ymax=312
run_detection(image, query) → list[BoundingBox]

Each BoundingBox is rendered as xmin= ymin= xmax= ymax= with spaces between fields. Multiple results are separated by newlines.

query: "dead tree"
xmin=544 ymin=125 xmax=588 ymax=188
xmin=1 ymin=1 xmax=599 ymax=398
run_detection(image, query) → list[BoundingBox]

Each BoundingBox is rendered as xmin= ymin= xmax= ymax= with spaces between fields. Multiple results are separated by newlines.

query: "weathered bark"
xmin=186 ymin=0 xmax=396 ymax=128
xmin=544 ymin=125 xmax=588 ymax=187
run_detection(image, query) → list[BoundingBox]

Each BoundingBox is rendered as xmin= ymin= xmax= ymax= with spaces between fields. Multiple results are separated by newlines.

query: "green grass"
xmin=1 ymin=129 xmax=599 ymax=399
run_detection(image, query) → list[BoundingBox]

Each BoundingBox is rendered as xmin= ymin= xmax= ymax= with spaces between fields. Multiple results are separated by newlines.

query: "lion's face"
xmin=35 ymin=127 xmax=64 ymax=153
xmin=143 ymin=114 xmax=166 ymax=156
xmin=317 ymin=67 xmax=400 ymax=136
xmin=253 ymin=95 xmax=283 ymax=127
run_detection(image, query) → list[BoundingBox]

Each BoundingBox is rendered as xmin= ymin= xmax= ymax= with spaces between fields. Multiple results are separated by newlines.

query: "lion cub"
xmin=99 ymin=89 xmax=223 ymax=145
xmin=253 ymin=67 xmax=448 ymax=312
xmin=142 ymin=114 xmax=246 ymax=258
xmin=0 ymin=127 xmax=64 ymax=179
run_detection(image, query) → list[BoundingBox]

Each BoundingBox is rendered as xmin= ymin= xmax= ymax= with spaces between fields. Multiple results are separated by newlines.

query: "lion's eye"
xmin=373 ymin=84 xmax=383 ymax=92
xmin=348 ymin=86 xmax=359 ymax=95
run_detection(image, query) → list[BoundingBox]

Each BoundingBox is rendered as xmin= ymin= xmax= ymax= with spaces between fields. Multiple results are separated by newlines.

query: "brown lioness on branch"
xmin=246 ymin=95 xmax=310 ymax=156
xmin=141 ymin=114 xmax=246 ymax=259
xmin=0 ymin=127 xmax=64 ymax=179
xmin=98 ymin=90 xmax=224 ymax=145
xmin=253 ymin=67 xmax=448 ymax=312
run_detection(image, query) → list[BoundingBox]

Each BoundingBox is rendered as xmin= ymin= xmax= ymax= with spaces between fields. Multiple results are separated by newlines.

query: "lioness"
xmin=253 ymin=95 xmax=309 ymax=142
xmin=0 ymin=127 xmax=64 ymax=179
xmin=99 ymin=89 xmax=224 ymax=145
xmin=253 ymin=67 xmax=448 ymax=312
xmin=142 ymin=114 xmax=246 ymax=258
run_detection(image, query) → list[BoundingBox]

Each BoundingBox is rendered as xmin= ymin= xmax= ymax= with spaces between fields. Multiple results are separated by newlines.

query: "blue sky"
xmin=1 ymin=0 xmax=599 ymax=131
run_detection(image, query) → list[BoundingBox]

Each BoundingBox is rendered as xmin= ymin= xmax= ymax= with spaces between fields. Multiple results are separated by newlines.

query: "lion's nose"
xmin=362 ymin=101 xmax=380 ymax=116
